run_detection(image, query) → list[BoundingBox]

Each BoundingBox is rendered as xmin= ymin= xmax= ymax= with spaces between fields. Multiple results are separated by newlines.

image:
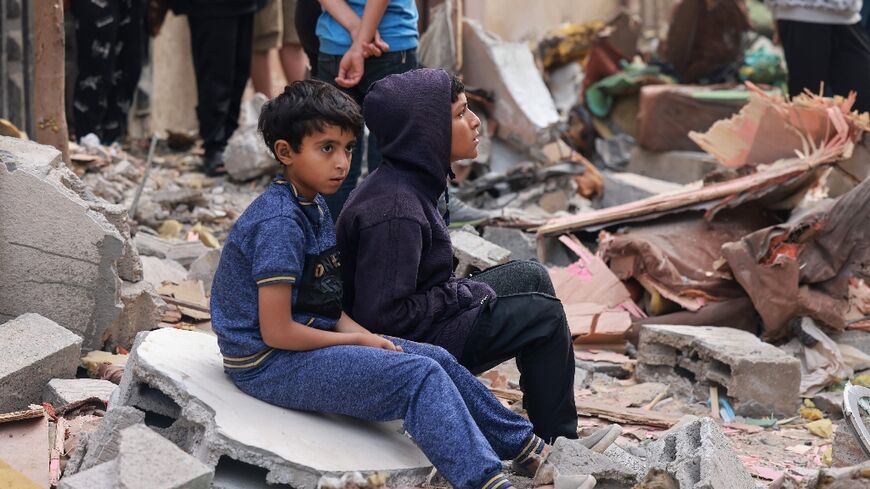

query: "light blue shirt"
xmin=316 ymin=0 xmax=419 ymax=56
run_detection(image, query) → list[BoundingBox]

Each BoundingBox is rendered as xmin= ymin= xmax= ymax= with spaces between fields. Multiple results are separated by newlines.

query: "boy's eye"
xmin=458 ymin=109 xmax=466 ymax=119
xmin=321 ymin=144 xmax=333 ymax=153
xmin=345 ymin=144 xmax=355 ymax=154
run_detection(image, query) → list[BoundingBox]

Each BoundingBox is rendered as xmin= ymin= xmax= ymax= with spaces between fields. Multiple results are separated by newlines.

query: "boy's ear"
xmin=273 ymin=140 xmax=294 ymax=166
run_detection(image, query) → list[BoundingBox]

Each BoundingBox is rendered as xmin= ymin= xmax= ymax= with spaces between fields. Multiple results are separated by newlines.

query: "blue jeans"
xmin=316 ymin=49 xmax=418 ymax=220
xmin=227 ymin=337 xmax=537 ymax=489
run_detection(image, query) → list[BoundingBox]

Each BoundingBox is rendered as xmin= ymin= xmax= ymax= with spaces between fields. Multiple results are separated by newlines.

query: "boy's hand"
xmin=354 ymin=332 xmax=403 ymax=352
xmin=336 ymin=45 xmax=365 ymax=88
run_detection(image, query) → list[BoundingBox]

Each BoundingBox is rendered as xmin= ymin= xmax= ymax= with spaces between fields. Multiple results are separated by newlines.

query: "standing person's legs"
xmin=830 ymin=24 xmax=870 ymax=112
xmin=188 ymin=15 xmax=240 ymax=160
xmin=778 ymin=20 xmax=833 ymax=98
xmin=71 ymin=0 xmax=120 ymax=141
xmin=294 ymin=0 xmax=321 ymax=78
xmin=227 ymin=14 xmax=255 ymax=142
xmin=103 ymin=0 xmax=146 ymax=143
xmin=251 ymin=0 xmax=281 ymax=97
xmin=279 ymin=0 xmax=307 ymax=83
xmin=229 ymin=345 xmax=512 ymax=489
xmin=460 ymin=262 xmax=577 ymax=442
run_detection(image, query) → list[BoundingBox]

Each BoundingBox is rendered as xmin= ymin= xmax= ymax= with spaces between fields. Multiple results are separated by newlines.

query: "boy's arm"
xmin=258 ymin=284 xmax=400 ymax=351
xmin=335 ymin=311 xmax=370 ymax=334
xmin=318 ymin=0 xmax=390 ymax=57
xmin=350 ymin=218 xmax=483 ymax=335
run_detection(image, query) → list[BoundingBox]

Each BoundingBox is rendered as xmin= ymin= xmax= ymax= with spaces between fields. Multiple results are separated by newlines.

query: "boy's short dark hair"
xmin=259 ymin=80 xmax=364 ymax=156
xmin=450 ymin=74 xmax=465 ymax=103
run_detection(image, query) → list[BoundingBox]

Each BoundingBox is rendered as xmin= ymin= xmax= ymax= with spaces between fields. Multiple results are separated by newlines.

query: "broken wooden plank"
xmin=575 ymin=399 xmax=682 ymax=428
xmin=0 ymin=407 xmax=44 ymax=425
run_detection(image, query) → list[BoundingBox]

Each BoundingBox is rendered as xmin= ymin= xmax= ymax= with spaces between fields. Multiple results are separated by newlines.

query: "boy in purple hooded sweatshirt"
xmin=336 ymin=68 xmax=579 ymax=442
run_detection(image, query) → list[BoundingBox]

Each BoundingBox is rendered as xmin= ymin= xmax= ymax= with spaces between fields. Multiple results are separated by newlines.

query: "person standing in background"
xmin=169 ymin=0 xmax=266 ymax=176
xmin=250 ymin=0 xmax=308 ymax=96
xmin=314 ymin=0 xmax=419 ymax=219
xmin=70 ymin=0 xmax=146 ymax=143
xmin=769 ymin=0 xmax=870 ymax=111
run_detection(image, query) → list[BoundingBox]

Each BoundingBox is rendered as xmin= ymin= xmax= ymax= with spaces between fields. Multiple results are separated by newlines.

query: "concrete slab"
xmin=224 ymin=94 xmax=276 ymax=182
xmin=134 ymin=233 xmax=209 ymax=267
xmin=186 ymin=248 xmax=221 ymax=293
xmin=645 ymin=416 xmax=755 ymax=489
xmin=117 ymin=328 xmax=433 ymax=487
xmin=57 ymin=460 xmax=116 ymax=489
xmin=0 ymin=137 xmax=126 ymax=352
xmin=462 ymin=20 xmax=560 ymax=149
xmin=481 ymin=227 xmax=537 ymax=262
xmin=545 ymin=436 xmax=644 ymax=487
xmin=0 ymin=314 xmax=82 ymax=411
xmin=625 ymin=147 xmax=720 ymax=185
xmin=450 ymin=229 xmax=511 ymax=277
xmin=43 ymin=379 xmax=117 ymax=407
xmin=636 ymin=325 xmax=801 ymax=417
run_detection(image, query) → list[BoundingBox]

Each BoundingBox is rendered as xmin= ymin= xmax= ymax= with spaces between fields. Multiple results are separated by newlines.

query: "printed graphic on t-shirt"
xmin=296 ymin=247 xmax=343 ymax=319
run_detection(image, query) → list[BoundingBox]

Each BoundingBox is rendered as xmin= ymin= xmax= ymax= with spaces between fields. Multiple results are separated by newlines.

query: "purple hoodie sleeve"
xmin=350 ymin=218 xmax=480 ymax=336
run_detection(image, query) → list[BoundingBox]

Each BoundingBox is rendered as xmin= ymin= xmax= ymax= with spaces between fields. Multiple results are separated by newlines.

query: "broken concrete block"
xmin=224 ymin=93 xmax=277 ymax=181
xmin=187 ymin=248 xmax=221 ymax=293
xmin=833 ymin=330 xmax=870 ymax=357
xmin=481 ymin=227 xmax=537 ymax=262
xmin=134 ymin=232 xmax=209 ymax=267
xmin=462 ymin=20 xmax=560 ymax=148
xmin=812 ymin=391 xmax=845 ymax=420
xmin=636 ymin=325 xmax=801 ymax=417
xmin=645 ymin=416 xmax=754 ymax=489
xmin=98 ymin=203 xmax=144 ymax=283
xmin=140 ymin=255 xmax=189 ymax=289
xmin=43 ymin=379 xmax=117 ymax=407
xmin=116 ymin=424 xmax=213 ymax=488
xmin=65 ymin=405 xmax=146 ymax=476
xmin=116 ymin=328 xmax=433 ymax=487
xmin=62 ymin=425 xmax=214 ymax=489
xmin=450 ymin=229 xmax=511 ymax=277
xmin=545 ymin=436 xmax=644 ymax=486
xmin=0 ymin=136 xmax=126 ymax=352
xmin=0 ymin=314 xmax=82 ymax=411
xmin=106 ymin=280 xmax=167 ymax=350
xmin=625 ymin=147 xmax=720 ymax=184
xmin=58 ymin=460 xmax=117 ymax=489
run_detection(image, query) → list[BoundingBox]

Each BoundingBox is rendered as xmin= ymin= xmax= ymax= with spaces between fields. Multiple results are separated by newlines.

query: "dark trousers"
xmin=295 ymin=0 xmax=321 ymax=78
xmin=72 ymin=0 xmax=146 ymax=142
xmin=460 ymin=261 xmax=579 ymax=443
xmin=316 ymin=49 xmax=418 ymax=220
xmin=187 ymin=13 xmax=254 ymax=156
xmin=778 ymin=19 xmax=870 ymax=112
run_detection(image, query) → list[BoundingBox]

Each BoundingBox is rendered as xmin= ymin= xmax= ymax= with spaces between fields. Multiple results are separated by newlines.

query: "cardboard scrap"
xmin=0 ymin=411 xmax=49 ymax=488
xmin=0 ymin=459 xmax=42 ymax=489
xmin=159 ymin=279 xmax=210 ymax=320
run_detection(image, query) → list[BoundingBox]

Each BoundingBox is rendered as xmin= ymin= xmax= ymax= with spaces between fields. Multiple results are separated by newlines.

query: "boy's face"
xmin=273 ymin=125 xmax=357 ymax=198
xmin=449 ymin=92 xmax=481 ymax=163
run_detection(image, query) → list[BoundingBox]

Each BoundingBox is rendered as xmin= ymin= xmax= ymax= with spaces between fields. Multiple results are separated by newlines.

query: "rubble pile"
xmin=5 ymin=0 xmax=870 ymax=487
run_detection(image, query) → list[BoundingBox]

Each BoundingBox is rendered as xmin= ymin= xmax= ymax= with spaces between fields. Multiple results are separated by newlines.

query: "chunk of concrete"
xmin=0 ymin=314 xmax=82 ymax=411
xmin=65 ymin=405 xmax=146 ymax=475
xmin=140 ymin=255 xmax=189 ymax=289
xmin=43 ymin=378 xmax=117 ymax=407
xmin=106 ymin=280 xmax=167 ymax=350
xmin=636 ymin=325 xmax=801 ymax=417
xmin=187 ymin=248 xmax=221 ymax=293
xmin=134 ymin=232 xmax=209 ymax=267
xmin=0 ymin=136 xmax=126 ymax=352
xmin=833 ymin=420 xmax=870 ymax=467
xmin=462 ymin=20 xmax=560 ymax=148
xmin=61 ymin=425 xmax=214 ymax=489
xmin=833 ymin=330 xmax=870 ymax=357
xmin=58 ymin=460 xmax=117 ymax=489
xmin=482 ymin=227 xmax=537 ymax=262
xmin=116 ymin=328 xmax=433 ymax=487
xmin=808 ymin=461 xmax=870 ymax=488
xmin=645 ymin=416 xmax=755 ymax=489
xmin=117 ymin=424 xmax=213 ymax=488
xmin=224 ymin=93 xmax=277 ymax=181
xmin=545 ymin=436 xmax=645 ymax=486
xmin=450 ymin=229 xmax=511 ymax=277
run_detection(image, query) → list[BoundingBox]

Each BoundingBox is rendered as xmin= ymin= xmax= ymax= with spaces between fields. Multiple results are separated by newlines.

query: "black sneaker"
xmin=202 ymin=149 xmax=227 ymax=177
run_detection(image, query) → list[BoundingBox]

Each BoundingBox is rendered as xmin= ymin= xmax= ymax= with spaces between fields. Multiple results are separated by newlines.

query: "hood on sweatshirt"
xmin=363 ymin=68 xmax=453 ymax=202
